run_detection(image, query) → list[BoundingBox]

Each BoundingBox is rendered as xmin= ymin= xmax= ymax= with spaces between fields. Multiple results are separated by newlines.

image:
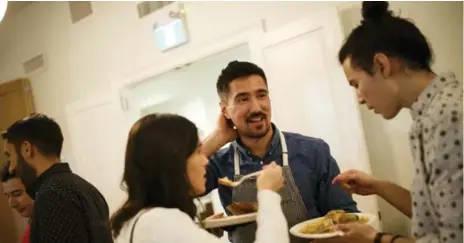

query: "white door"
xmin=250 ymin=7 xmax=380 ymax=226
xmin=66 ymin=90 xmax=130 ymax=214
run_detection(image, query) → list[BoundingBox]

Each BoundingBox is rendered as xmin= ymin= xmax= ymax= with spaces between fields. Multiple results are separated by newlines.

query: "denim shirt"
xmin=205 ymin=125 xmax=358 ymax=219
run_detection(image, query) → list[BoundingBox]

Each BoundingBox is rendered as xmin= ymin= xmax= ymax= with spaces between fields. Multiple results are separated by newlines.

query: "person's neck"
xmin=239 ymin=127 xmax=274 ymax=158
xmin=35 ymin=157 xmax=61 ymax=177
xmin=397 ymin=71 xmax=436 ymax=109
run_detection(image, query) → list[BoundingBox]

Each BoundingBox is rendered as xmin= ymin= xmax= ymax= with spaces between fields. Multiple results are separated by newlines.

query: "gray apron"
xmin=231 ymin=131 xmax=309 ymax=243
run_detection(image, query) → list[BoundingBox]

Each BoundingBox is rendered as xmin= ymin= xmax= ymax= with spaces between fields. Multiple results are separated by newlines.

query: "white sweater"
xmin=115 ymin=190 xmax=289 ymax=243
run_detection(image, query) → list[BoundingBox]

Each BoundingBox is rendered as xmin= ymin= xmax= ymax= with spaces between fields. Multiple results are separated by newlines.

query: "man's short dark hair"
xmin=216 ymin=61 xmax=267 ymax=100
xmin=2 ymin=113 xmax=63 ymax=157
xmin=0 ymin=162 xmax=16 ymax=183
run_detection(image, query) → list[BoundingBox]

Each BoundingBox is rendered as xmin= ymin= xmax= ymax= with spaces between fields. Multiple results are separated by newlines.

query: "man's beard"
xmin=16 ymin=154 xmax=38 ymax=198
xmin=238 ymin=112 xmax=271 ymax=139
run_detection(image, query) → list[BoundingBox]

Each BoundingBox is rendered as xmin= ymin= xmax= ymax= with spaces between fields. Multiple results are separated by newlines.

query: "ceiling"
xmin=3 ymin=1 xmax=33 ymax=22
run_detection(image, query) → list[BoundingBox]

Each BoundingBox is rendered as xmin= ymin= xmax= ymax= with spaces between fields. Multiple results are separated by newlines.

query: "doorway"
xmin=0 ymin=78 xmax=35 ymax=243
xmin=124 ymin=43 xmax=251 ymax=241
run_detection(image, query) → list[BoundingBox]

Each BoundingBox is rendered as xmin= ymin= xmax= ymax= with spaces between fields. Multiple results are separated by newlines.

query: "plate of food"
xmin=290 ymin=210 xmax=376 ymax=239
xmin=203 ymin=202 xmax=258 ymax=229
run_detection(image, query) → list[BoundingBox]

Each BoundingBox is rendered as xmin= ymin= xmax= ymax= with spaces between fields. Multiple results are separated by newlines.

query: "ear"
xmin=373 ymin=53 xmax=391 ymax=78
xmin=20 ymin=141 xmax=33 ymax=159
xmin=220 ymin=102 xmax=231 ymax=119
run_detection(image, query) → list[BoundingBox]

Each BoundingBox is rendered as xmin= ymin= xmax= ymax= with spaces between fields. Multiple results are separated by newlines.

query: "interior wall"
xmin=338 ymin=1 xmax=463 ymax=236
xmin=0 ymin=1 xmax=354 ymax=160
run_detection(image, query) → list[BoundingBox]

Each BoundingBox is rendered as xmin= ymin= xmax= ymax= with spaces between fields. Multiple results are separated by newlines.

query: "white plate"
xmin=203 ymin=213 xmax=258 ymax=229
xmin=289 ymin=213 xmax=376 ymax=239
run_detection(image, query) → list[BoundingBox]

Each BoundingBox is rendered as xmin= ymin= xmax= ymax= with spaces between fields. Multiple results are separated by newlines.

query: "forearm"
xmin=380 ymin=234 xmax=415 ymax=243
xmin=375 ymin=180 xmax=412 ymax=218
xmin=201 ymin=130 xmax=228 ymax=157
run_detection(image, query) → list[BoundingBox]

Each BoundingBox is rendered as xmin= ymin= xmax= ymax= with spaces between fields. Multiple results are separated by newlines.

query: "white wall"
xmin=339 ymin=1 xmax=463 ymax=235
xmin=0 ymin=1 xmax=357 ymax=158
xmin=0 ymin=1 xmax=462 ymax=235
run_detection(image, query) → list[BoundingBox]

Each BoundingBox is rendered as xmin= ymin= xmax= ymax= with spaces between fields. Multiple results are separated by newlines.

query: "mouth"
xmin=247 ymin=114 xmax=266 ymax=124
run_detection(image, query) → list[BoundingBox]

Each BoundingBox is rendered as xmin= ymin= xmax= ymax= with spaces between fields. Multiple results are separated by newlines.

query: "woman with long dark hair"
xmin=111 ymin=113 xmax=289 ymax=243
xmin=316 ymin=1 xmax=462 ymax=243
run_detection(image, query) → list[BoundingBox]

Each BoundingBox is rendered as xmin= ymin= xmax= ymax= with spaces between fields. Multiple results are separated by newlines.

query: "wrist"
xmin=211 ymin=129 xmax=232 ymax=144
xmin=373 ymin=179 xmax=388 ymax=196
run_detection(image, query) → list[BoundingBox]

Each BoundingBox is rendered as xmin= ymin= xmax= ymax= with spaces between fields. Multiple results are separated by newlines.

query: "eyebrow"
xmin=4 ymin=189 xmax=23 ymax=196
xmin=234 ymin=92 xmax=249 ymax=99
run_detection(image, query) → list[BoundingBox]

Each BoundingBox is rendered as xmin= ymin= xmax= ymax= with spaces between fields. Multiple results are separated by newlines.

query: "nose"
xmin=356 ymin=90 xmax=366 ymax=105
xmin=8 ymin=197 xmax=18 ymax=208
xmin=249 ymin=97 xmax=261 ymax=112
xmin=201 ymin=154 xmax=208 ymax=167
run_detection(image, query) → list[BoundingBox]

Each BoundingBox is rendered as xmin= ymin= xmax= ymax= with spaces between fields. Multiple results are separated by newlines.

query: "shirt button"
xmin=260 ymin=161 xmax=263 ymax=165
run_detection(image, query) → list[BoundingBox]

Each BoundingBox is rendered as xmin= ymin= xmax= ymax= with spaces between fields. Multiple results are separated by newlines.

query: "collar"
xmin=27 ymin=162 xmax=72 ymax=199
xmin=410 ymin=72 xmax=456 ymax=120
xmin=233 ymin=123 xmax=281 ymax=157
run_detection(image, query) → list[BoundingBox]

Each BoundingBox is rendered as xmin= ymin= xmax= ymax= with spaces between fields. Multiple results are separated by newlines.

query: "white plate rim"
xmin=203 ymin=213 xmax=258 ymax=229
xmin=289 ymin=213 xmax=376 ymax=239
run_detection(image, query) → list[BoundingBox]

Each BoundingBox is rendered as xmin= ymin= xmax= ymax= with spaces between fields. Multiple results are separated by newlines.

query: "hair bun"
xmin=362 ymin=1 xmax=390 ymax=21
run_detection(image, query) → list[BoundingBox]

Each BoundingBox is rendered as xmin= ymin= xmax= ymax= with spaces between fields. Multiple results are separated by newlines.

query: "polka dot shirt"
xmin=409 ymin=72 xmax=463 ymax=243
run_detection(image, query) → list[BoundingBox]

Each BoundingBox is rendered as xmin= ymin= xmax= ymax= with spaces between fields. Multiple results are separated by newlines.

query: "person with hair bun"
xmin=316 ymin=1 xmax=462 ymax=243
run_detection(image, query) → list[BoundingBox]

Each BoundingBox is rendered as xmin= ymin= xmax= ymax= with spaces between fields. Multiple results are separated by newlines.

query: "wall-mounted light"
xmin=0 ymin=0 xmax=8 ymax=23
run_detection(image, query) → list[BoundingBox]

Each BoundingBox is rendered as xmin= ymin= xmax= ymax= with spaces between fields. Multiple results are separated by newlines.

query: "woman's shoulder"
xmin=115 ymin=207 xmax=197 ymax=243
xmin=138 ymin=207 xmax=194 ymax=225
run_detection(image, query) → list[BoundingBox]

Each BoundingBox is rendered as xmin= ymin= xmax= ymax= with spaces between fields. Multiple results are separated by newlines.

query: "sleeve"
xmin=137 ymin=190 xmax=289 ymax=243
xmin=31 ymin=191 xmax=88 ymax=243
xmin=421 ymin=109 xmax=463 ymax=243
xmin=316 ymin=140 xmax=359 ymax=214
xmin=204 ymin=154 xmax=221 ymax=195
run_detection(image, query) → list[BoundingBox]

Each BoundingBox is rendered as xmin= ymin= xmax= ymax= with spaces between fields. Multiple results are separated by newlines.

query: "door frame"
xmin=249 ymin=7 xmax=380 ymax=223
xmin=112 ymin=19 xmax=266 ymax=94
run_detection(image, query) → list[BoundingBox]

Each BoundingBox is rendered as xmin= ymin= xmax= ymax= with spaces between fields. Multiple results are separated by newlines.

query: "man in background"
xmin=2 ymin=114 xmax=113 ymax=243
xmin=1 ymin=162 xmax=33 ymax=243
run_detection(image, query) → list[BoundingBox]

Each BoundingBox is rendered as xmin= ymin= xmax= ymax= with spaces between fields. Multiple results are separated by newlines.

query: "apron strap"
xmin=233 ymin=144 xmax=240 ymax=176
xmin=279 ymin=131 xmax=289 ymax=166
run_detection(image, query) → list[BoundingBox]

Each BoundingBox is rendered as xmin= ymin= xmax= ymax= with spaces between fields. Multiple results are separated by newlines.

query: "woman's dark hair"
xmin=110 ymin=113 xmax=199 ymax=237
xmin=338 ymin=1 xmax=433 ymax=74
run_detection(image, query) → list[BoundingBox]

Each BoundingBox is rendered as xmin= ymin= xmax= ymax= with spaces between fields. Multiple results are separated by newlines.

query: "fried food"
xmin=299 ymin=210 xmax=369 ymax=234
xmin=227 ymin=202 xmax=258 ymax=215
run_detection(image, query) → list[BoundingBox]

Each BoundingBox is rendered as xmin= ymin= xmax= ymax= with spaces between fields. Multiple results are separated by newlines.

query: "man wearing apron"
xmin=231 ymin=131 xmax=309 ymax=243
xmin=202 ymin=61 xmax=358 ymax=243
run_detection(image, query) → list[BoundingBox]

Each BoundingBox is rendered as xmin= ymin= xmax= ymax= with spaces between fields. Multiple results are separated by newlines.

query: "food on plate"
xmin=299 ymin=210 xmax=369 ymax=234
xmin=218 ymin=177 xmax=235 ymax=187
xmin=227 ymin=202 xmax=258 ymax=215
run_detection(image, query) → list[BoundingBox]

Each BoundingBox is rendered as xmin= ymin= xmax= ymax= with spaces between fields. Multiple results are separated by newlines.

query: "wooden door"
xmin=0 ymin=78 xmax=35 ymax=243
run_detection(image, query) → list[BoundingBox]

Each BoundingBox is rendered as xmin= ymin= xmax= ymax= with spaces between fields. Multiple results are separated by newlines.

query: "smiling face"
xmin=186 ymin=142 xmax=208 ymax=196
xmin=2 ymin=177 xmax=33 ymax=218
xmin=342 ymin=55 xmax=403 ymax=120
xmin=221 ymin=75 xmax=272 ymax=139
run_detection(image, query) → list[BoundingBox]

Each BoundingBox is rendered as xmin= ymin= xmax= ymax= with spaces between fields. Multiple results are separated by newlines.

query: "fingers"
xmin=332 ymin=169 xmax=358 ymax=185
xmin=206 ymin=213 xmax=225 ymax=220
xmin=312 ymin=237 xmax=343 ymax=243
xmin=333 ymin=223 xmax=353 ymax=233
xmin=263 ymin=161 xmax=278 ymax=170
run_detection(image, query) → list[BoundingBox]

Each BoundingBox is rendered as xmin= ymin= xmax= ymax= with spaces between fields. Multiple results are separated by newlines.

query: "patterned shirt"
xmin=409 ymin=72 xmax=463 ymax=243
xmin=205 ymin=124 xmax=358 ymax=218
xmin=29 ymin=163 xmax=114 ymax=243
